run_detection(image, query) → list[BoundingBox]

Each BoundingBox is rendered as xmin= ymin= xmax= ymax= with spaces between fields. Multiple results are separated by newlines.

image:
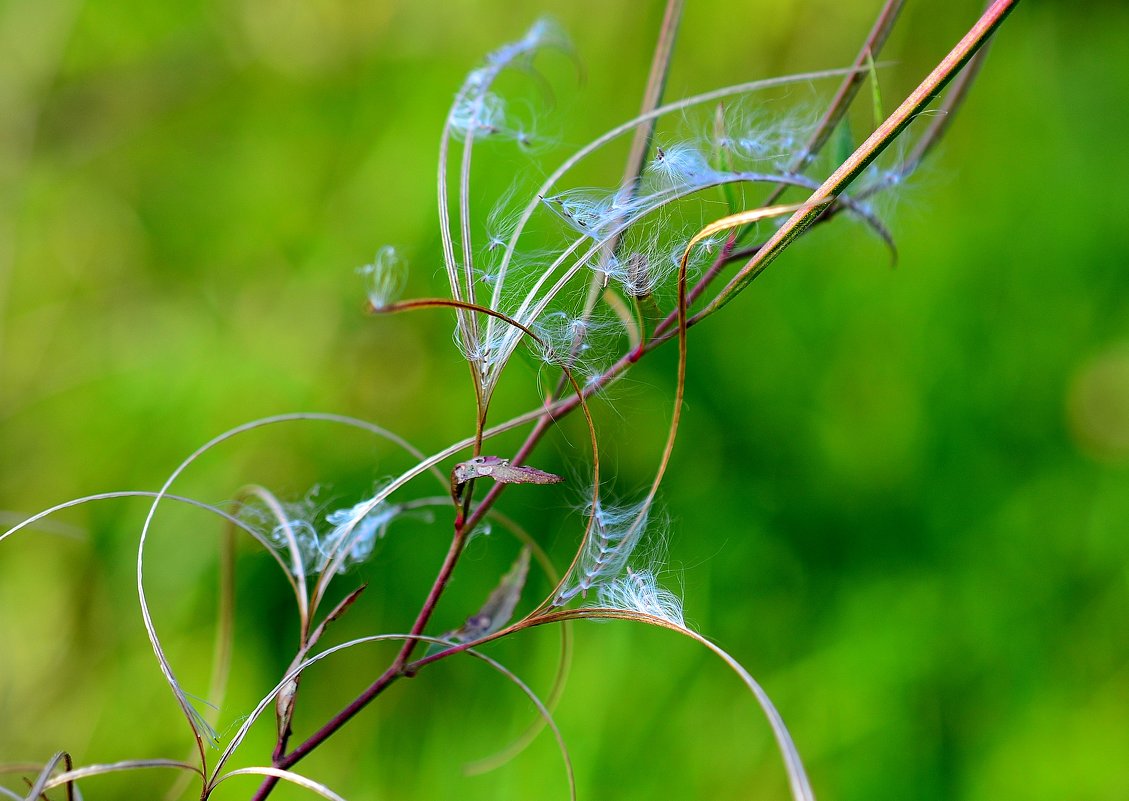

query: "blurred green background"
xmin=2 ymin=0 xmax=1128 ymax=799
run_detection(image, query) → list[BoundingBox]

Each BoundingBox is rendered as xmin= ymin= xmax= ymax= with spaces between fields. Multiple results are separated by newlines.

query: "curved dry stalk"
xmin=0 ymin=484 xmax=298 ymax=772
xmin=1 ymin=490 xmax=287 ymax=588
xmin=433 ymin=620 xmax=574 ymax=778
xmin=530 ymin=608 xmax=815 ymax=801
xmin=237 ymin=485 xmax=311 ymax=635
xmin=459 ymin=642 xmax=576 ymax=801
xmin=37 ymin=760 xmax=201 ymax=795
xmin=437 ymin=85 xmax=476 ymax=389
xmin=136 ymin=563 xmax=208 ymax=767
xmin=214 ymin=634 xmax=575 ymax=801
xmin=212 ymin=768 xmax=346 ymax=801
xmin=21 ymin=752 xmax=71 ymax=801
xmin=438 ymin=21 xmax=568 ymax=403
xmin=64 ymin=415 xmax=444 ymax=611
xmin=213 ymin=636 xmax=393 ymax=778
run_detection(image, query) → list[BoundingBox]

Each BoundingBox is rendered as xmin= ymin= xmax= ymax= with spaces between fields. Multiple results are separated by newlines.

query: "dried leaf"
xmin=276 ymin=584 xmax=367 ymax=741
xmin=307 ymin=584 xmax=368 ymax=651
xmin=443 ymin=548 xmax=530 ymax=643
xmin=451 ymin=455 xmax=563 ymax=502
xmin=276 ymin=672 xmax=299 ymax=743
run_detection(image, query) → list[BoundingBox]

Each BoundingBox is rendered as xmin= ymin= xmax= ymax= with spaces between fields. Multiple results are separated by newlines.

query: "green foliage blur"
xmin=2 ymin=1 xmax=1128 ymax=799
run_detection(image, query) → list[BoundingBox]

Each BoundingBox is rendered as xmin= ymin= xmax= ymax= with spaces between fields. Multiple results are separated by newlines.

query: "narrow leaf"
xmin=866 ymin=48 xmax=884 ymax=127
xmin=444 ymin=548 xmax=531 ymax=643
